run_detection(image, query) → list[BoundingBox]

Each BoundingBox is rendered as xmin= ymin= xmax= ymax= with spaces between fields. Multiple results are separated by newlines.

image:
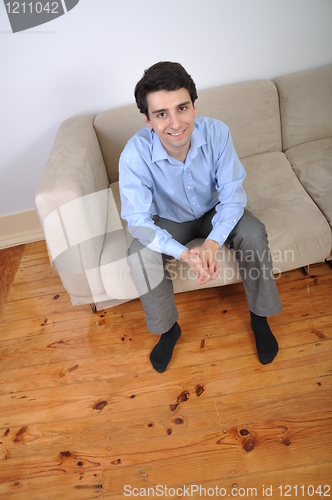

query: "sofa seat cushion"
xmin=285 ymin=138 xmax=332 ymax=231
xmin=242 ymin=152 xmax=331 ymax=271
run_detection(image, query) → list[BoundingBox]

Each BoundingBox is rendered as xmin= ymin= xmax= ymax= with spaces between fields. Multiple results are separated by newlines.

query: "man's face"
xmin=144 ymin=88 xmax=197 ymax=162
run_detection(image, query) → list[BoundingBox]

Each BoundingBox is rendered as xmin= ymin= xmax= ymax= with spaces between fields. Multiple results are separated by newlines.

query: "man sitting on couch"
xmin=119 ymin=61 xmax=282 ymax=373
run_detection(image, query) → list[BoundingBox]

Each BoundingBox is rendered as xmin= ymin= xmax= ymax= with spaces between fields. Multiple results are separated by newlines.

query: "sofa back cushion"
xmin=94 ymin=79 xmax=281 ymax=183
xmin=276 ymin=64 xmax=332 ymax=151
xmin=94 ymin=103 xmax=145 ymax=183
xmin=197 ymin=79 xmax=281 ymax=159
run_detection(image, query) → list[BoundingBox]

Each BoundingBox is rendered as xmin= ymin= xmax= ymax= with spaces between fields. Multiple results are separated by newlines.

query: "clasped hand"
xmin=180 ymin=239 xmax=220 ymax=285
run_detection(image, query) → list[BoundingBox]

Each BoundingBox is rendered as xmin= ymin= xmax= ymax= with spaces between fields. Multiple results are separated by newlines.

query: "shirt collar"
xmin=151 ymin=122 xmax=207 ymax=165
xmin=188 ymin=124 xmax=207 ymax=162
xmin=151 ymin=130 xmax=169 ymax=163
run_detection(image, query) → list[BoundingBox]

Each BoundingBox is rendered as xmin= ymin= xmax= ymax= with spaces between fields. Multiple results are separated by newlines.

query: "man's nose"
xmin=169 ymin=113 xmax=181 ymax=129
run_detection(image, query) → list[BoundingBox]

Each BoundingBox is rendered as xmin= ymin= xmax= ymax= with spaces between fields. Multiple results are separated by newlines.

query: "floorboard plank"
xmin=0 ymin=470 xmax=103 ymax=500
xmin=1 ymin=377 xmax=331 ymax=461
xmin=101 ymin=463 xmax=332 ymax=499
xmin=1 ymin=341 xmax=331 ymax=430
xmin=0 ymin=315 xmax=331 ymax=393
xmin=0 ymin=244 xmax=25 ymax=315
xmin=1 ymin=410 xmax=331 ymax=484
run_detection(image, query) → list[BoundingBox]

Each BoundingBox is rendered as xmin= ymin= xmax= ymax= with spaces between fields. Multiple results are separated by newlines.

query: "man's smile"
xmin=168 ymin=129 xmax=187 ymax=137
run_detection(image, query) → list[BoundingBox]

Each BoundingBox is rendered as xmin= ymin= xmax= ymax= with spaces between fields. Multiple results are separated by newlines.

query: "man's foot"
xmin=150 ymin=322 xmax=181 ymax=373
xmin=250 ymin=311 xmax=278 ymax=364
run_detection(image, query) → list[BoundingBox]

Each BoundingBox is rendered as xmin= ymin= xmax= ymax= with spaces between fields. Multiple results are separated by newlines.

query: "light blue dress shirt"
xmin=119 ymin=116 xmax=247 ymax=260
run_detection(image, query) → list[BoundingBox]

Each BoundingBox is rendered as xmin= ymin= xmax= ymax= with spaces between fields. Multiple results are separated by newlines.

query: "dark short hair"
xmin=134 ymin=61 xmax=198 ymax=119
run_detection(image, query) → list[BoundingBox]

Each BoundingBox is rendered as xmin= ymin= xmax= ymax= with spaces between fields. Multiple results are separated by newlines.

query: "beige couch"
xmin=35 ymin=65 xmax=332 ymax=310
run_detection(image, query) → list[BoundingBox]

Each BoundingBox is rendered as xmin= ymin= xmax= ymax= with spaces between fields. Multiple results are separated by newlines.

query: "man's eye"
xmin=158 ymin=113 xmax=166 ymax=118
xmin=179 ymin=106 xmax=187 ymax=111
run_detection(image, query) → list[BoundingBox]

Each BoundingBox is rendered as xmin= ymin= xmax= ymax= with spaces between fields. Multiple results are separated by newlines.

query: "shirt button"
xmin=233 ymin=219 xmax=236 ymax=222
xmin=188 ymin=186 xmax=191 ymax=189
xmin=223 ymin=235 xmax=226 ymax=239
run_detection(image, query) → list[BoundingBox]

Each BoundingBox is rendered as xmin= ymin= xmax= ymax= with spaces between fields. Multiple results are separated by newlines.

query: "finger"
xmin=212 ymin=268 xmax=220 ymax=280
xmin=198 ymin=268 xmax=211 ymax=285
xmin=189 ymin=250 xmax=202 ymax=265
xmin=198 ymin=275 xmax=208 ymax=285
xmin=205 ymin=260 xmax=219 ymax=280
xmin=208 ymin=259 xmax=220 ymax=277
xmin=189 ymin=248 xmax=200 ymax=257
xmin=187 ymin=254 xmax=204 ymax=280
xmin=207 ymin=258 xmax=216 ymax=275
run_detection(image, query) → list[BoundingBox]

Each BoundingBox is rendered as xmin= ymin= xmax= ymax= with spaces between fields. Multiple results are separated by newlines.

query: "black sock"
xmin=250 ymin=311 xmax=278 ymax=364
xmin=150 ymin=322 xmax=181 ymax=373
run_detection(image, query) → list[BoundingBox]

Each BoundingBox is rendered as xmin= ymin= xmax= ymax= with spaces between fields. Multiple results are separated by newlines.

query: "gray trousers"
xmin=127 ymin=208 xmax=282 ymax=334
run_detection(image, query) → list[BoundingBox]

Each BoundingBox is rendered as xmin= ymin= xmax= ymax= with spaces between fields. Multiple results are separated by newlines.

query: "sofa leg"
xmin=326 ymin=260 xmax=332 ymax=271
xmin=89 ymin=303 xmax=97 ymax=313
xmin=301 ymin=265 xmax=310 ymax=276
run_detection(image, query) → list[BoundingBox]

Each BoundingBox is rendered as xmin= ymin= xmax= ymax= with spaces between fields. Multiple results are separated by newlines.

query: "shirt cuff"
xmin=164 ymin=239 xmax=189 ymax=260
xmin=207 ymin=212 xmax=243 ymax=248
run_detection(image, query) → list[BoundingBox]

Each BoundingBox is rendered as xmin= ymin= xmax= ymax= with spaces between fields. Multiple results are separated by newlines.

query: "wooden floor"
xmin=0 ymin=240 xmax=331 ymax=499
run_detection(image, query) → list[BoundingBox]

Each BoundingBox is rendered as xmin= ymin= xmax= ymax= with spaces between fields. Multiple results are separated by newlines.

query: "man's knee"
xmin=249 ymin=218 xmax=268 ymax=247
xmin=127 ymin=238 xmax=164 ymax=268
xmin=238 ymin=212 xmax=268 ymax=246
xmin=126 ymin=239 xmax=165 ymax=295
xmin=232 ymin=213 xmax=273 ymax=267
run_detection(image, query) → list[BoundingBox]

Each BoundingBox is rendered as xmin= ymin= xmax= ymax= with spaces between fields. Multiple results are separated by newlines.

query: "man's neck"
xmin=165 ymin=142 xmax=191 ymax=163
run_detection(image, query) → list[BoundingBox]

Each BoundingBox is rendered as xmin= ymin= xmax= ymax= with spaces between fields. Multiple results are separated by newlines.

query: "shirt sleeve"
xmin=119 ymin=153 xmax=188 ymax=260
xmin=207 ymin=127 xmax=247 ymax=247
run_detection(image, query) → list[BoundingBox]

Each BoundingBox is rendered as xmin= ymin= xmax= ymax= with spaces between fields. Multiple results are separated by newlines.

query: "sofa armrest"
xmin=35 ymin=116 xmax=110 ymax=304
xmin=35 ymin=116 xmax=109 ymax=222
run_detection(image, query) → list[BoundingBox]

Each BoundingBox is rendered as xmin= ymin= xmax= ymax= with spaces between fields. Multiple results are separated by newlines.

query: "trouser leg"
xmin=126 ymin=239 xmax=176 ymax=333
xmin=127 ymin=218 xmax=198 ymax=334
xmin=226 ymin=209 xmax=282 ymax=316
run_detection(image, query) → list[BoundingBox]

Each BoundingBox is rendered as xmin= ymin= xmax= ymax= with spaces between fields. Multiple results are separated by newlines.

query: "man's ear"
xmin=193 ymin=101 xmax=198 ymax=116
xmin=144 ymin=114 xmax=153 ymax=130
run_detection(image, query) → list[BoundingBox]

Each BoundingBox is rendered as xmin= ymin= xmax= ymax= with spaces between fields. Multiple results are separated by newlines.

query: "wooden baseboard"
xmin=0 ymin=209 xmax=45 ymax=249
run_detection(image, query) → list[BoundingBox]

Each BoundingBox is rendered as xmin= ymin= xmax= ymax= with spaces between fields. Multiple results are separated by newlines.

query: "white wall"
xmin=1 ymin=0 xmax=332 ymax=217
